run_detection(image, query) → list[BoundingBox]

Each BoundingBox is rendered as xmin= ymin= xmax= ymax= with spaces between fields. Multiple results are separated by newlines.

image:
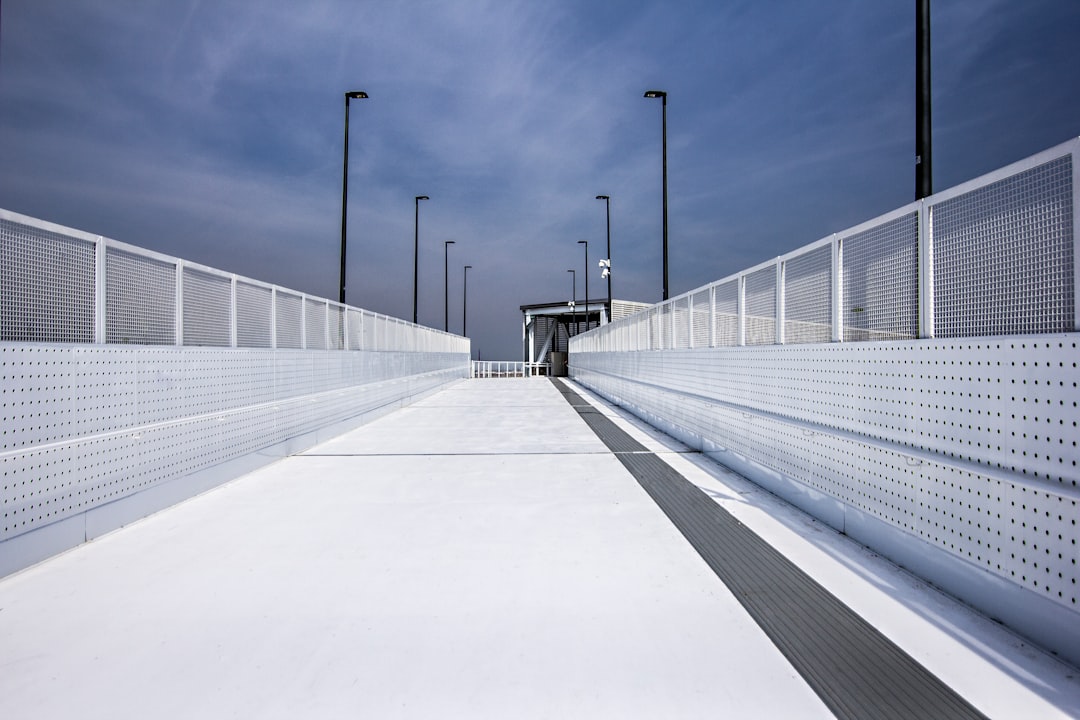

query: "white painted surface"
xmin=566 ymin=380 xmax=1080 ymax=719
xmin=2 ymin=378 xmax=1077 ymax=718
xmin=0 ymin=379 xmax=829 ymax=719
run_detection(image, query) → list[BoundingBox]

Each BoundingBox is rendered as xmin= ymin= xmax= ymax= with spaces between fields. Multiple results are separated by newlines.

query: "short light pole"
xmin=644 ymin=89 xmax=668 ymax=300
xmin=413 ymin=195 xmax=429 ymax=324
xmin=596 ymin=195 xmax=612 ymax=306
xmin=340 ymin=90 xmax=368 ymax=305
xmin=568 ymin=269 xmax=577 ymax=336
xmin=463 ymin=265 xmax=472 ymax=338
xmin=444 ymin=240 xmax=455 ymax=332
xmin=577 ymin=240 xmax=589 ymax=333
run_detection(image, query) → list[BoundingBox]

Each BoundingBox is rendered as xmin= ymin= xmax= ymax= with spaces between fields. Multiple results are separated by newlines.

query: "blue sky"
xmin=2 ymin=1 xmax=1079 ymax=359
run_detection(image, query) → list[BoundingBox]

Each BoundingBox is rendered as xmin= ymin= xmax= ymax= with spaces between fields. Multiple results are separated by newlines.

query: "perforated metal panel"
xmin=571 ymin=336 xmax=1079 ymax=612
xmin=275 ymin=292 xmax=303 ymax=349
xmin=784 ymin=245 xmax=832 ymax=344
xmin=1 ymin=344 xmax=469 ymax=544
xmin=348 ymin=309 xmax=364 ymax=350
xmin=672 ymin=298 xmax=690 ymax=349
xmin=842 ymin=213 xmax=919 ymax=342
xmin=1 ymin=218 xmax=95 ymax=343
xmin=933 ymin=156 xmax=1074 ymax=337
xmin=2 ymin=206 xmax=471 ymax=562
xmin=305 ymin=298 xmax=327 ymax=350
xmin=105 ymin=248 xmax=175 ymax=345
xmin=713 ymin=280 xmax=738 ymax=347
xmin=236 ymin=282 xmax=272 ymax=348
xmin=691 ymin=290 xmax=710 ymax=347
xmin=649 ymin=307 xmax=662 ymax=350
xmin=660 ymin=304 xmax=669 ymax=349
xmin=182 ymin=268 xmax=231 ymax=347
xmin=744 ymin=266 xmax=776 ymax=345
xmin=329 ymin=305 xmax=346 ymax=350
xmin=363 ymin=312 xmax=379 ymax=350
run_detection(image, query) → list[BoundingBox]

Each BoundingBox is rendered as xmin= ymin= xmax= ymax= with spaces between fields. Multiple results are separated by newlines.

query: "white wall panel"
xmin=1 ymin=344 xmax=469 ymax=575
xmin=570 ymin=337 xmax=1080 ymax=664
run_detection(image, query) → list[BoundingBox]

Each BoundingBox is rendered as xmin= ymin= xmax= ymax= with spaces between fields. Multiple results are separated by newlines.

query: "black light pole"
xmin=644 ymin=90 xmax=668 ymax=300
xmin=444 ymin=240 xmax=455 ymax=332
xmin=413 ymin=195 xmax=429 ymax=324
xmin=596 ymin=195 xmax=612 ymax=306
xmin=578 ymin=240 xmax=589 ymax=333
xmin=340 ymin=90 xmax=368 ymax=305
xmin=568 ymin=269 xmax=577 ymax=336
xmin=463 ymin=265 xmax=472 ymax=338
xmin=916 ymin=0 xmax=932 ymax=200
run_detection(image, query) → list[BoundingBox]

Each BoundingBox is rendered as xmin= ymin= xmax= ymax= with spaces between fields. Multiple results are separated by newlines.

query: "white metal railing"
xmin=472 ymin=361 xmax=551 ymax=378
xmin=572 ymin=137 xmax=1079 ymax=354
xmin=0 ymin=208 xmax=470 ymax=355
xmin=565 ymin=137 xmax=1080 ymax=666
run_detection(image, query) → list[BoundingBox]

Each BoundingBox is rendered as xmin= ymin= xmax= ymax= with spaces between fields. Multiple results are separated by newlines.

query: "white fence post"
xmin=832 ymin=234 xmax=843 ymax=342
xmin=94 ymin=237 xmax=107 ymax=344
xmin=918 ymin=200 xmax=935 ymax=338
xmin=775 ymin=261 xmax=785 ymax=345
xmin=271 ymin=287 xmax=278 ymax=349
xmin=175 ymin=260 xmax=185 ymax=346
xmin=737 ymin=275 xmax=746 ymax=346
xmin=230 ymin=275 xmax=238 ymax=348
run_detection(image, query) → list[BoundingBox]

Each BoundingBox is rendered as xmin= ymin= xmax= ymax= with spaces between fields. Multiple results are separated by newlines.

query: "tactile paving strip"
xmin=551 ymin=378 xmax=987 ymax=720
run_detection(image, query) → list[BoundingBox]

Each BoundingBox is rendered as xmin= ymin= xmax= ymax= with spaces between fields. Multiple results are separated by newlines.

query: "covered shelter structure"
xmin=521 ymin=298 xmax=650 ymax=373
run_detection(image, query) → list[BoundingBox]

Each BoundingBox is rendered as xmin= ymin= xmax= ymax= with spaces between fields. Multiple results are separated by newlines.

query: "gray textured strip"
xmin=552 ymin=379 xmax=987 ymax=720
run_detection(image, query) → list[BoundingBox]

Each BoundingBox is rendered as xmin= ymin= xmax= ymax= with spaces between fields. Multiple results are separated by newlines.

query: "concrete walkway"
xmin=1 ymin=379 xmax=1078 ymax=718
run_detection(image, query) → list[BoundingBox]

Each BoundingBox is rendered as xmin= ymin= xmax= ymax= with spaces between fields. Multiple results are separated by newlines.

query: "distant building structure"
xmin=521 ymin=297 xmax=650 ymax=368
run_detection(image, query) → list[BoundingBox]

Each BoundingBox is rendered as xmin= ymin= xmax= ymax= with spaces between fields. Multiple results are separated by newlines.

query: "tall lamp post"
xmin=577 ymin=240 xmax=589 ymax=333
xmin=340 ymin=90 xmax=368 ymax=305
xmin=644 ymin=89 xmax=668 ymax=300
xmin=596 ymin=195 xmax=612 ymax=307
xmin=444 ymin=240 xmax=456 ymax=332
xmin=413 ymin=195 xmax=429 ymax=324
xmin=567 ymin=269 xmax=577 ymax=336
xmin=916 ymin=0 xmax=932 ymax=200
xmin=463 ymin=265 xmax=472 ymax=339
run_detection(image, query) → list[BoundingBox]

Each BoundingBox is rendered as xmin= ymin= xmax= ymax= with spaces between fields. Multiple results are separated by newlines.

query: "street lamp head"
xmin=596 ymin=195 xmax=609 ymax=201
xmin=644 ymin=90 xmax=666 ymax=99
xmin=446 ymin=240 xmax=455 ymax=246
xmin=578 ymin=240 xmax=588 ymax=246
xmin=345 ymin=91 xmax=369 ymax=100
xmin=464 ymin=264 xmax=472 ymax=270
xmin=416 ymin=195 xmax=429 ymax=201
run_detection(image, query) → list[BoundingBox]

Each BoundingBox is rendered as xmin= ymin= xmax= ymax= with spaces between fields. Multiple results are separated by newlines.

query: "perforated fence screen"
xmin=842 ymin=213 xmax=919 ymax=342
xmin=784 ymin=245 xmax=832 ymax=344
xmin=1 ymin=208 xmax=467 ymax=355
xmin=183 ymin=268 xmax=231 ymax=347
xmin=1 ymin=219 xmax=95 ymax=343
xmin=304 ymin=298 xmax=327 ymax=350
xmin=570 ymin=139 xmax=1077 ymax=355
xmin=932 ymin=155 xmax=1074 ymax=337
xmin=275 ymin=292 xmax=303 ymax=349
xmin=744 ymin=266 xmax=777 ymax=345
xmin=106 ymin=248 xmax=175 ymax=345
xmin=236 ymin=282 xmax=273 ymax=348
xmin=713 ymin=280 xmax=738 ymax=347
xmin=692 ymin=290 xmax=710 ymax=347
